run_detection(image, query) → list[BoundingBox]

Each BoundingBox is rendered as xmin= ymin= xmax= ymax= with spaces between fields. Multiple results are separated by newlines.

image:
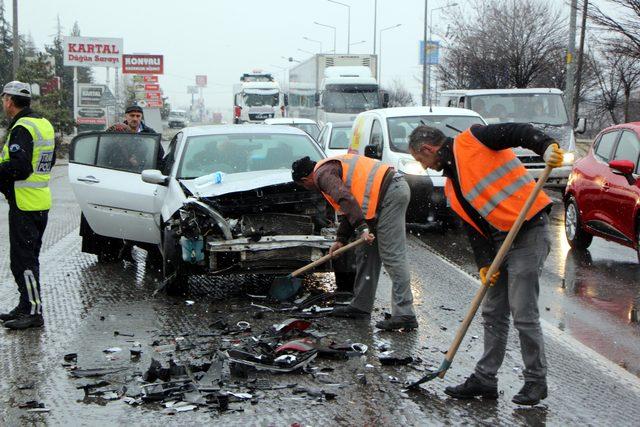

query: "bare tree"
xmin=588 ymin=43 xmax=640 ymax=124
xmin=438 ymin=0 xmax=566 ymax=89
xmin=590 ymin=0 xmax=640 ymax=58
xmin=385 ymin=79 xmax=414 ymax=107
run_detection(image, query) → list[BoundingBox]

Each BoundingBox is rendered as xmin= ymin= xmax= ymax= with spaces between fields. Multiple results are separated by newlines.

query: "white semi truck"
xmin=233 ymin=72 xmax=287 ymax=124
xmin=287 ymin=54 xmax=388 ymax=125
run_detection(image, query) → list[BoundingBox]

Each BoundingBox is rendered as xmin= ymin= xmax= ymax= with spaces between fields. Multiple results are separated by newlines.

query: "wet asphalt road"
xmin=415 ymin=189 xmax=640 ymax=377
xmin=0 ymin=166 xmax=640 ymax=425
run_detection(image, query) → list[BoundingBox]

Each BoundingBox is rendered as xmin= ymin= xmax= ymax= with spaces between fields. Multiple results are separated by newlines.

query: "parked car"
xmin=348 ymin=106 xmax=487 ymax=226
xmin=168 ymin=109 xmax=190 ymax=128
xmin=564 ymin=122 xmax=640 ymax=262
xmin=317 ymin=121 xmax=353 ymax=157
xmin=264 ymin=118 xmax=321 ymax=141
xmin=68 ymin=125 xmax=354 ymax=293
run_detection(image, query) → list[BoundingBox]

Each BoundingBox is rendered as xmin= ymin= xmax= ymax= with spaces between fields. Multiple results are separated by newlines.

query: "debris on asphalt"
xmin=378 ymin=356 xmax=415 ymax=366
xmin=64 ymin=353 xmax=78 ymax=363
xmin=19 ymin=401 xmax=49 ymax=412
xmin=114 ymin=331 xmax=135 ymax=337
xmin=103 ymin=347 xmax=123 ymax=354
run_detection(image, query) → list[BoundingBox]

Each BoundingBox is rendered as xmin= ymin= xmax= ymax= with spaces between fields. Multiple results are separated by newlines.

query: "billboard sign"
xmin=78 ymin=84 xmax=106 ymax=107
xmin=187 ymin=85 xmax=199 ymax=94
xmin=122 ymin=54 xmax=164 ymax=75
xmin=144 ymin=83 xmax=160 ymax=91
xmin=419 ymin=40 xmax=440 ymax=65
xmin=145 ymin=92 xmax=162 ymax=100
xmin=196 ymin=75 xmax=207 ymax=87
xmin=76 ymin=107 xmax=107 ymax=125
xmin=63 ymin=36 xmax=123 ymax=68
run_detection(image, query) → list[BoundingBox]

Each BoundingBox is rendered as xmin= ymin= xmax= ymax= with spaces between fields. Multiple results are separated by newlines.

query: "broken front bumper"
xmin=207 ymin=235 xmax=335 ymax=274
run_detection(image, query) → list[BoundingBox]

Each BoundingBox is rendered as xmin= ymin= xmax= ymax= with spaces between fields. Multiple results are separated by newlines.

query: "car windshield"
xmin=323 ymin=87 xmax=380 ymax=113
xmin=170 ymin=111 xmax=186 ymax=118
xmin=329 ymin=126 xmax=353 ymax=149
xmin=243 ymin=92 xmax=279 ymax=107
xmin=387 ymin=115 xmax=486 ymax=153
xmin=292 ymin=124 xmax=320 ymax=140
xmin=178 ymin=133 xmax=323 ymax=179
xmin=468 ymin=93 xmax=569 ymax=126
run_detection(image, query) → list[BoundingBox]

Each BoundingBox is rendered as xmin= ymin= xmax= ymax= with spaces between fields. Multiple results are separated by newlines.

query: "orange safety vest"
xmin=444 ymin=129 xmax=552 ymax=235
xmin=314 ymin=154 xmax=392 ymax=220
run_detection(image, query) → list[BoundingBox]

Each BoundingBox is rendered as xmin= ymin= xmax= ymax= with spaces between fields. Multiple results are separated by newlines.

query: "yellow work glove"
xmin=479 ymin=266 xmax=500 ymax=287
xmin=543 ymin=143 xmax=565 ymax=168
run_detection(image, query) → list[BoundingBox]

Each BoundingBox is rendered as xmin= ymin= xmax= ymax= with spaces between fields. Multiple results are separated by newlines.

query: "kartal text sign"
xmin=63 ymin=36 xmax=123 ymax=68
xmin=122 ymin=54 xmax=164 ymax=75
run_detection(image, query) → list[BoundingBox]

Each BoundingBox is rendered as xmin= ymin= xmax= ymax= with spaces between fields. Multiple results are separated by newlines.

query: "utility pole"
xmin=12 ymin=0 xmax=19 ymax=78
xmin=573 ymin=0 xmax=588 ymax=124
xmin=565 ymin=0 xmax=578 ymax=125
xmin=421 ymin=0 xmax=428 ymax=106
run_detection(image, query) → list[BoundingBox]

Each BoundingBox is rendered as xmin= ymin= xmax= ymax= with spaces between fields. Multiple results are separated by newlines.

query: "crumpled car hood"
xmin=180 ymin=170 xmax=294 ymax=198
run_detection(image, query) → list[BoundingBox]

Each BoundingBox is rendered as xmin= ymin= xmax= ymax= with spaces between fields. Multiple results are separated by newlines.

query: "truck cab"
xmin=233 ymin=72 xmax=287 ymax=124
xmin=439 ymin=88 xmax=586 ymax=188
xmin=318 ymin=66 xmax=383 ymax=124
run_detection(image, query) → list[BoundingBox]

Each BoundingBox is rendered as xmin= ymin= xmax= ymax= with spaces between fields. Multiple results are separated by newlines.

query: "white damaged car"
xmin=68 ymin=125 xmax=352 ymax=294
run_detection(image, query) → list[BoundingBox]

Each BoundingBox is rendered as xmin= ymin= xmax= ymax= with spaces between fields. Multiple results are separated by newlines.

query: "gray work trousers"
xmin=475 ymin=215 xmax=551 ymax=386
xmin=349 ymin=177 xmax=416 ymax=317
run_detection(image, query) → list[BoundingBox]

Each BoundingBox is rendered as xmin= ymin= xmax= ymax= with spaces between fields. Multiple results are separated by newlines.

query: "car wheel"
xmin=636 ymin=219 xmax=640 ymax=264
xmin=162 ymin=228 xmax=188 ymax=296
xmin=564 ymin=197 xmax=593 ymax=250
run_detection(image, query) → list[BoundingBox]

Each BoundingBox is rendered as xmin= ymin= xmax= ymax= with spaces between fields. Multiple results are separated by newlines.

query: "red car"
xmin=564 ymin=122 xmax=640 ymax=262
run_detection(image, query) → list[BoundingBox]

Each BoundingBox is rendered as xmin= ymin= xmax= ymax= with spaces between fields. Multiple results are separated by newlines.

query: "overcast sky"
xmin=7 ymin=0 xmax=616 ymax=113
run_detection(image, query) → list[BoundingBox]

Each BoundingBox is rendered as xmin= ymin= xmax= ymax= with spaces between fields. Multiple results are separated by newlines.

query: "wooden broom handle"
xmin=290 ymin=237 xmax=368 ymax=278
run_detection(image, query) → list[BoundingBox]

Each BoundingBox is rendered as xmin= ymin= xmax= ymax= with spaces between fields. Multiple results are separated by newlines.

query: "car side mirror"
xmin=609 ymin=159 xmax=636 ymax=185
xmin=382 ymin=92 xmax=390 ymax=108
xmin=314 ymin=93 xmax=320 ymax=107
xmin=141 ymin=169 xmax=169 ymax=186
xmin=364 ymin=144 xmax=382 ymax=159
xmin=575 ymin=117 xmax=587 ymax=134
xmin=284 ymin=94 xmax=289 ymax=107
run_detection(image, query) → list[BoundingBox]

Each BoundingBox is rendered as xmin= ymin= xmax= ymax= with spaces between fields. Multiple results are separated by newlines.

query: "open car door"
xmin=68 ymin=132 xmax=163 ymax=244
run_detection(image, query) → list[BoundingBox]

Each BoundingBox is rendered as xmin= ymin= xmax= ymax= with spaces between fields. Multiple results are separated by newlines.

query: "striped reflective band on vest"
xmin=463 ymin=157 xmax=533 ymax=217
xmin=340 ymin=155 xmax=385 ymax=214
xmin=14 ymin=181 xmax=49 ymax=188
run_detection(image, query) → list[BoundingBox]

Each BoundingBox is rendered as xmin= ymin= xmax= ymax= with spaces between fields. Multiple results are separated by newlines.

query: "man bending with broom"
xmin=408 ymin=123 xmax=564 ymax=405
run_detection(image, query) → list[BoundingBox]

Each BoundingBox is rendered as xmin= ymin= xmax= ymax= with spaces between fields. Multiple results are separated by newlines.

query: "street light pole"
xmin=422 ymin=0 xmax=428 ymax=106
xmin=12 ymin=0 xmax=19 ymax=78
xmin=565 ymin=0 xmax=578 ymax=125
xmin=328 ymin=0 xmax=351 ymax=53
xmin=379 ymin=24 xmax=402 ymax=87
xmin=427 ymin=3 xmax=457 ymax=105
xmin=373 ymin=0 xmax=377 ymax=55
xmin=314 ymin=21 xmax=337 ymax=54
xmin=303 ymin=36 xmax=323 ymax=54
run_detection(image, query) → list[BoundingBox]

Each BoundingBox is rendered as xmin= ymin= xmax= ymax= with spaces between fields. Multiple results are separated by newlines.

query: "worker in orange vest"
xmin=291 ymin=154 xmax=418 ymax=331
xmin=408 ymin=123 xmax=564 ymax=406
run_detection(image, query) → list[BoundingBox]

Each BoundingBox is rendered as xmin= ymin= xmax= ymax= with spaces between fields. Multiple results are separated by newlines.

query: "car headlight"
xmin=563 ymin=152 xmax=575 ymax=167
xmin=398 ymin=159 xmax=426 ymax=175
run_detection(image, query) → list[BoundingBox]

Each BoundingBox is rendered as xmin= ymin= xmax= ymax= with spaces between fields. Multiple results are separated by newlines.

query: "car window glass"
xmin=317 ymin=126 xmax=328 ymax=148
xmin=330 ymin=126 xmax=354 ymax=149
xmin=370 ymin=119 xmax=383 ymax=149
xmin=594 ymin=131 xmax=619 ymax=161
xmin=387 ymin=115 xmax=485 ymax=153
xmin=179 ymin=133 xmax=324 ymax=179
xmin=162 ymin=132 xmax=182 ymax=175
xmin=96 ymin=134 xmax=157 ymax=173
xmin=71 ymin=135 xmax=98 ymax=165
xmin=613 ymin=131 xmax=640 ymax=169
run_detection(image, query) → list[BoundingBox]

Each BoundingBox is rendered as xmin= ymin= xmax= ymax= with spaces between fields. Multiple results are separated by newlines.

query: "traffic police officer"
xmin=0 ymin=81 xmax=55 ymax=330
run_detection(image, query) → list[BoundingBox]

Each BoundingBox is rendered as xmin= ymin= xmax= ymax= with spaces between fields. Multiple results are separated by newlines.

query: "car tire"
xmin=636 ymin=219 xmax=640 ymax=264
xmin=162 ymin=228 xmax=188 ymax=296
xmin=564 ymin=197 xmax=593 ymax=250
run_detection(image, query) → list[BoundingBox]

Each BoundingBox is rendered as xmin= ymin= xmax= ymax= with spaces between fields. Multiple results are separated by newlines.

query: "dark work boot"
xmin=3 ymin=313 xmax=44 ymax=330
xmin=512 ymin=382 xmax=548 ymax=405
xmin=329 ymin=305 xmax=370 ymax=319
xmin=375 ymin=316 xmax=418 ymax=330
xmin=0 ymin=307 xmax=21 ymax=322
xmin=444 ymin=374 xmax=499 ymax=399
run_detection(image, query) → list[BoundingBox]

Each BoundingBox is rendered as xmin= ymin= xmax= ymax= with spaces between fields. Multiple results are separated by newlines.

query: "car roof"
xmin=440 ymin=88 xmax=563 ymax=96
xmin=600 ymin=122 xmax=640 ymax=133
xmin=180 ymin=124 xmax=311 ymax=137
xmin=264 ymin=118 xmax=317 ymax=125
xmin=326 ymin=121 xmax=354 ymax=127
xmin=360 ymin=106 xmax=483 ymax=118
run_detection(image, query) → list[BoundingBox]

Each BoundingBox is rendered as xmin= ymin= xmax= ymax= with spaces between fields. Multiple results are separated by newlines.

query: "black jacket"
xmin=122 ymin=120 xmax=164 ymax=169
xmin=0 ymin=108 xmax=56 ymax=203
xmin=440 ymin=123 xmax=554 ymax=268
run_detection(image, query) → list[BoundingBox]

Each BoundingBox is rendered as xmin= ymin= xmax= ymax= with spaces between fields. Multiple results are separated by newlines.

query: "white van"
xmin=439 ymin=88 xmax=586 ymax=188
xmin=348 ymin=106 xmax=486 ymax=225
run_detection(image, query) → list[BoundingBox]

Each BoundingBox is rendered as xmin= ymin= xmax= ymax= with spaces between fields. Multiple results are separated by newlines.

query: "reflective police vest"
xmin=444 ymin=129 xmax=551 ymax=235
xmin=0 ymin=117 xmax=55 ymax=211
xmin=314 ymin=154 xmax=391 ymax=220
